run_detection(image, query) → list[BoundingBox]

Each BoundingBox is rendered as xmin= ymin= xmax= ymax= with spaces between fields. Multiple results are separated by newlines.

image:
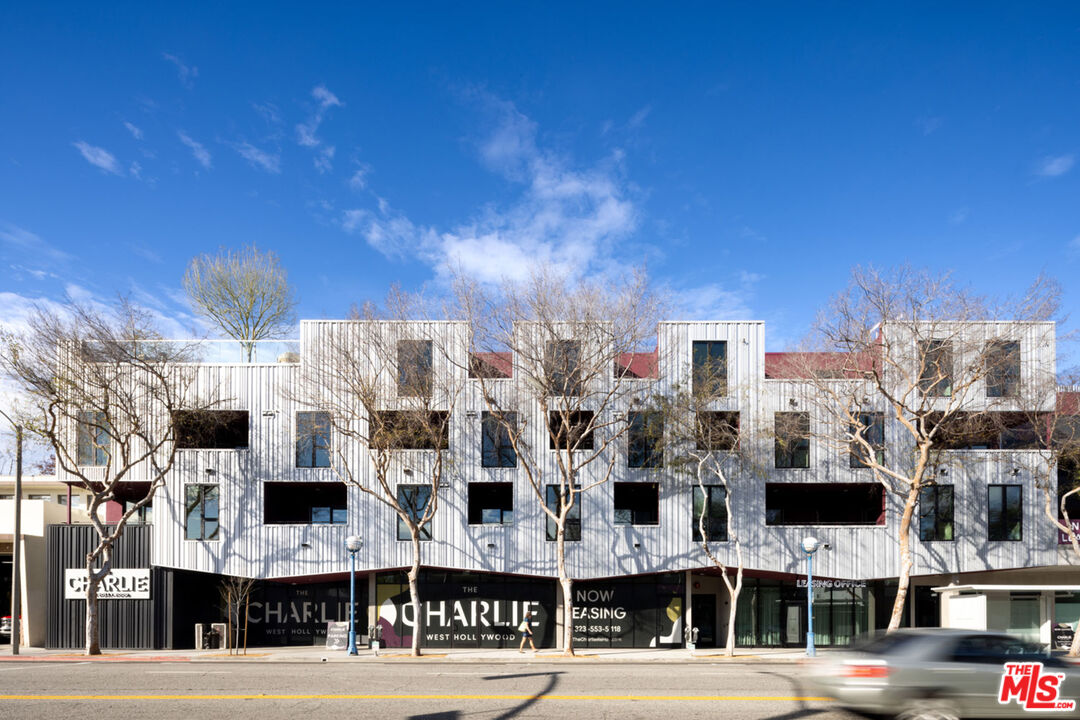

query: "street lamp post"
xmin=345 ymin=535 xmax=363 ymax=656
xmin=801 ymin=536 xmax=823 ymax=657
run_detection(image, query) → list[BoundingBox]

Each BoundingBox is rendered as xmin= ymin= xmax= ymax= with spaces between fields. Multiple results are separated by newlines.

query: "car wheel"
xmin=895 ymin=698 xmax=959 ymax=720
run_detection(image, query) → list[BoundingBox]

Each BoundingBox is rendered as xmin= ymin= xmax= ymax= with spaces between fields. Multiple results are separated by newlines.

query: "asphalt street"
xmin=0 ymin=659 xmax=853 ymax=720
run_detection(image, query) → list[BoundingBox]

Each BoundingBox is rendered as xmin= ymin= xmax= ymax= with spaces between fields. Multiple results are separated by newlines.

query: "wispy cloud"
xmin=162 ymin=52 xmax=198 ymax=89
xmin=177 ymin=131 xmax=211 ymax=169
xmin=73 ymin=141 xmax=122 ymax=175
xmin=341 ymin=93 xmax=637 ymax=284
xmin=915 ymin=115 xmax=942 ymax=136
xmin=348 ymin=164 xmax=371 ymax=191
xmin=296 ymin=85 xmax=342 ymax=171
xmin=949 ymin=207 xmax=969 ymax=225
xmin=1036 ymin=154 xmax=1074 ymax=178
xmin=0 ymin=223 xmax=73 ymax=263
xmin=123 ymin=121 xmax=144 ymax=140
xmin=129 ymin=244 xmax=163 ymax=264
xmin=234 ymin=141 xmax=281 ymax=173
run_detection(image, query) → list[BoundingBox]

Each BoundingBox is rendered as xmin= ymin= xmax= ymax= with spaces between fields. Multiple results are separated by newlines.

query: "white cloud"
xmin=177 ymin=131 xmax=211 ymax=169
xmin=234 ymin=142 xmax=281 ymax=173
xmin=949 ymin=207 xmax=969 ymax=225
xmin=1036 ymin=154 xmax=1074 ymax=178
xmin=73 ymin=141 xmax=122 ymax=175
xmin=162 ymin=52 xmax=198 ymax=89
xmin=130 ymin=161 xmax=143 ymax=179
xmin=296 ymin=84 xmax=342 ymax=148
xmin=915 ymin=116 xmax=942 ymax=136
xmin=341 ymin=95 xmax=637 ymax=285
xmin=124 ymin=121 xmax=144 ymax=140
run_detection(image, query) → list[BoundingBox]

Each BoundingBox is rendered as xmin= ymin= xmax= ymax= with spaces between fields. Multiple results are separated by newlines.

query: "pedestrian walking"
xmin=518 ymin=612 xmax=537 ymax=652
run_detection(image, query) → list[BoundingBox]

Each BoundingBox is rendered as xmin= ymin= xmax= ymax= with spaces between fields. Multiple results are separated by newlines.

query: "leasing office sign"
xmin=64 ymin=569 xmax=150 ymax=600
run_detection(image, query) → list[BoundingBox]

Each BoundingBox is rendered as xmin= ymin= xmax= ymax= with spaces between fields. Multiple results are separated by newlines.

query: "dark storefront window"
xmin=614 ymin=482 xmax=659 ymax=526
xmin=375 ymin=570 xmax=556 ymax=649
xmin=572 ymin=574 xmax=684 ymax=649
xmin=735 ymin=578 xmax=872 ymax=648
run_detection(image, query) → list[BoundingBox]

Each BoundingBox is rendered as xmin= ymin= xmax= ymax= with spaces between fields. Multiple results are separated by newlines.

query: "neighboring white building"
xmin=41 ymin=320 xmax=1080 ymax=650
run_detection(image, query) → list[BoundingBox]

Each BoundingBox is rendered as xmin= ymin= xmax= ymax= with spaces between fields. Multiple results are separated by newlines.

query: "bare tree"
xmin=295 ymin=296 xmax=463 ymax=657
xmin=651 ymin=364 xmax=757 ymax=656
xmin=456 ymin=267 xmax=665 ymax=655
xmin=183 ymin=245 xmax=297 ymax=361
xmin=0 ymin=300 xmax=207 ymax=655
xmin=795 ymin=266 xmax=1059 ymax=632
xmin=218 ymin=575 xmax=257 ymax=654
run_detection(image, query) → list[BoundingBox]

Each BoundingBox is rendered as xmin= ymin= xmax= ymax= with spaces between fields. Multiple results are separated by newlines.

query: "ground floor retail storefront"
xmin=44 ymin=523 xmax=1079 ymax=651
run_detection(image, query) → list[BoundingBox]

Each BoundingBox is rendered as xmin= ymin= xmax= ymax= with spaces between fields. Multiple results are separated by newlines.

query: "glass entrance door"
xmin=692 ymin=594 xmax=716 ymax=648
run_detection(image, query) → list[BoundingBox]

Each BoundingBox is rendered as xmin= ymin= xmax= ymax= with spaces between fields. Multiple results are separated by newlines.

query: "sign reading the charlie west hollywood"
xmin=64 ymin=569 xmax=150 ymax=600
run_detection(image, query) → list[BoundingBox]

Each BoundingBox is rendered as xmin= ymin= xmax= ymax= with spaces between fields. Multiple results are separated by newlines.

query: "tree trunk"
xmin=724 ymin=591 xmax=738 ymax=657
xmin=556 ymin=524 xmax=574 ymax=656
xmin=84 ymin=574 xmax=100 ymax=656
xmin=888 ymin=486 xmax=920 ymax=631
xmin=407 ymin=532 xmax=422 ymax=657
xmin=1069 ymin=619 xmax=1080 ymax=658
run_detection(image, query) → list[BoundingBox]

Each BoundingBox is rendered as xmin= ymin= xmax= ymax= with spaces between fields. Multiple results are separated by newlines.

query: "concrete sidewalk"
xmin=0 ymin=642 xmax=822 ymax=663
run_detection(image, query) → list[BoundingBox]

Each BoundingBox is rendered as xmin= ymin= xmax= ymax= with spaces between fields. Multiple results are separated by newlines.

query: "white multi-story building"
xmin=43 ymin=320 xmax=1080 ymax=650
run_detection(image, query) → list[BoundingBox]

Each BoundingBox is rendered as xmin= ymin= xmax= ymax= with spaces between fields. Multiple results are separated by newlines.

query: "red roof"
xmin=470 ymin=352 xmax=513 ymax=378
xmin=616 ymin=351 xmax=659 ymax=379
xmin=764 ymin=351 xmax=877 ymax=379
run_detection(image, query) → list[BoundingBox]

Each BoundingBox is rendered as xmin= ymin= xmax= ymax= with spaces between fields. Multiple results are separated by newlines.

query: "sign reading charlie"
xmin=64 ymin=569 xmax=151 ymax=600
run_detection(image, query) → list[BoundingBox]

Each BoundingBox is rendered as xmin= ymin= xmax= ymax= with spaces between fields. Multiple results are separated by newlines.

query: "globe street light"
xmin=345 ymin=535 xmax=363 ymax=655
xmin=802 ymin=536 xmax=822 ymax=657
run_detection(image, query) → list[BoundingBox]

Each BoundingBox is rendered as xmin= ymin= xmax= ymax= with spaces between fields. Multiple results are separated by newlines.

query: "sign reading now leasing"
xmin=64 ymin=569 xmax=151 ymax=600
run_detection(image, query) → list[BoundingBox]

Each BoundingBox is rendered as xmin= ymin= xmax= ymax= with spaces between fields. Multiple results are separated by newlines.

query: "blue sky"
xmin=2 ymin=2 xmax=1080 ymax=351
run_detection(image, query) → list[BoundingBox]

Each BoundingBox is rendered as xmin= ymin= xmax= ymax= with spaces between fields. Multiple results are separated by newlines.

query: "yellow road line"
xmin=0 ymin=693 xmax=831 ymax=702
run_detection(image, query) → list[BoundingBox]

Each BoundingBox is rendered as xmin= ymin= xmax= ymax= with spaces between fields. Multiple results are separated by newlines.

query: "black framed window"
xmin=264 ymin=482 xmax=346 ymax=524
xmin=918 ymin=485 xmax=954 ymax=541
xmin=692 ymin=485 xmax=728 ymax=542
xmin=614 ymin=482 xmax=659 ymax=526
xmin=986 ymin=341 xmax=1020 ymax=398
xmin=548 ymin=411 xmax=595 ymax=450
xmin=774 ymin=412 xmax=810 ymax=468
xmin=849 ymin=412 xmax=885 ymax=468
xmin=397 ymin=339 xmax=433 ymax=397
xmin=692 ymin=340 xmax=727 ymax=396
xmin=765 ymin=483 xmax=884 ymax=525
xmin=546 ymin=340 xmax=582 ymax=396
xmin=296 ymin=411 xmax=331 ymax=468
xmin=373 ymin=411 xmax=450 ymax=450
xmin=77 ymin=411 xmax=110 ymax=466
xmin=185 ymin=484 xmax=219 ymax=540
xmin=396 ymin=484 xmax=433 ymax=541
xmin=174 ymin=410 xmax=249 ymax=449
xmin=467 ymin=483 xmax=513 ymax=525
xmin=545 ymin=485 xmax=581 ymax=541
xmin=481 ymin=412 xmax=517 ymax=468
xmin=987 ymin=484 xmax=1022 ymax=541
xmin=696 ymin=411 xmax=739 ymax=451
xmin=628 ymin=411 xmax=663 ymax=468
xmin=919 ymin=339 xmax=954 ymax=397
